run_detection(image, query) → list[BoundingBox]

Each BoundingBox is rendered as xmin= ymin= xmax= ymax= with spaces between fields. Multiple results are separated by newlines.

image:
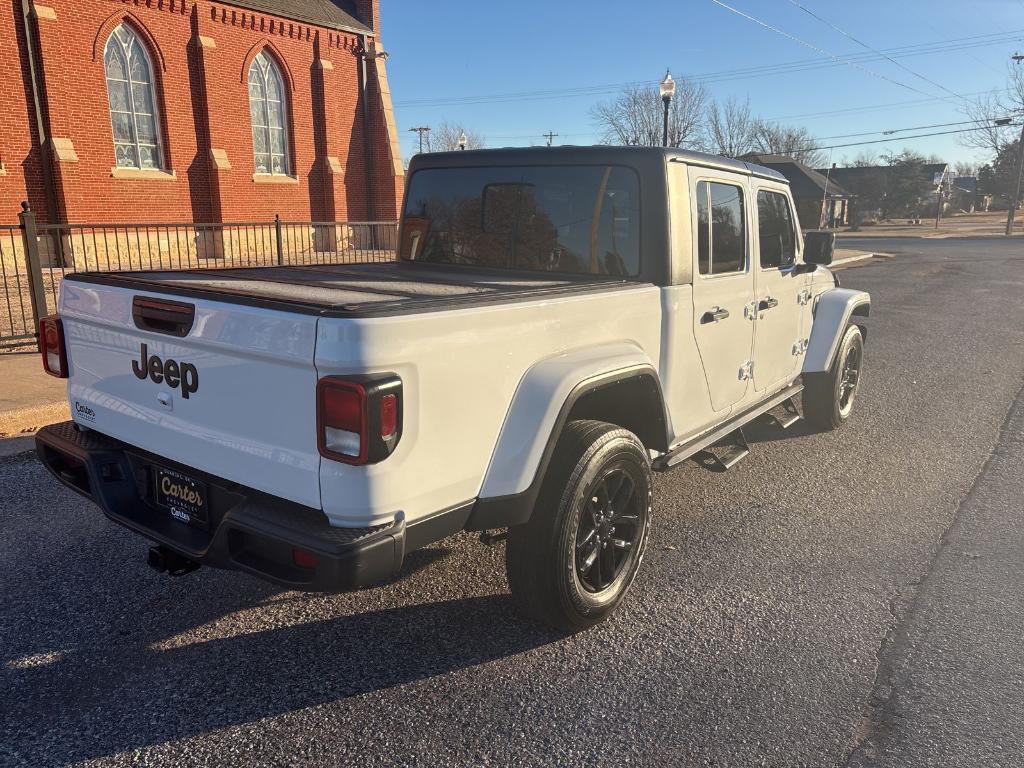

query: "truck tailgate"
xmin=59 ymin=279 xmax=321 ymax=510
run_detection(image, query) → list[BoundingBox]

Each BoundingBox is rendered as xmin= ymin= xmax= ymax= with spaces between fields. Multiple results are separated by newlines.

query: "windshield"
xmin=401 ymin=165 xmax=641 ymax=276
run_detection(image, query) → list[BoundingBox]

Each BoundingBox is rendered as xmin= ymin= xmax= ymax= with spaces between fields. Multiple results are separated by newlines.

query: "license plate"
xmin=154 ymin=467 xmax=208 ymax=527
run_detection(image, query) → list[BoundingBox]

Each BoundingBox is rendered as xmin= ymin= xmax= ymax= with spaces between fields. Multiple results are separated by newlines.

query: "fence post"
xmin=18 ymin=202 xmax=48 ymax=329
xmin=274 ymin=214 xmax=284 ymax=266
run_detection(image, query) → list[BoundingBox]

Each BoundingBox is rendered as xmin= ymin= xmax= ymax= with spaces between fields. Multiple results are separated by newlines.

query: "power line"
xmin=786 ymin=0 xmax=967 ymax=104
xmin=807 ymin=121 xmax=1022 ymax=152
xmin=478 ymin=114 xmax=1022 ymax=147
xmin=693 ymin=29 xmax=1023 ymax=83
xmin=394 ymin=29 xmax=1024 ymax=108
xmin=808 ymin=114 xmax=1024 ymax=142
xmin=709 ymin=0 xmax=945 ymax=99
xmin=765 ymin=87 xmax=1013 ymax=122
xmin=917 ymin=17 xmax=1002 ymax=76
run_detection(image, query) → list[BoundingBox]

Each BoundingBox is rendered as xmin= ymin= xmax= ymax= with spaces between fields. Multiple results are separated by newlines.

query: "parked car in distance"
xmin=36 ymin=147 xmax=869 ymax=631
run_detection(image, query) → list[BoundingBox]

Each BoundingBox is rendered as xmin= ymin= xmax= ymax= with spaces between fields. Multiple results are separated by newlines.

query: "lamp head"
xmin=660 ymin=70 xmax=676 ymax=102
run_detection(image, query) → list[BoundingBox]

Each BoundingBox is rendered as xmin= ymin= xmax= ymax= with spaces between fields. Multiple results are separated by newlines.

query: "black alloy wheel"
xmin=838 ymin=342 xmax=862 ymax=416
xmin=575 ymin=467 xmax=644 ymax=593
xmin=506 ymin=420 xmax=653 ymax=631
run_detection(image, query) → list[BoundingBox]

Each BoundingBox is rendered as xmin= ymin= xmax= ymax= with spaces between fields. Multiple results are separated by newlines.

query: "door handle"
xmin=701 ymin=306 xmax=730 ymax=324
xmin=758 ymin=297 xmax=779 ymax=311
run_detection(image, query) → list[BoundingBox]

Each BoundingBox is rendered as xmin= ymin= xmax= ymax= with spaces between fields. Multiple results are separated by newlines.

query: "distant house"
xmin=952 ymin=177 xmax=991 ymax=213
xmin=741 ymin=154 xmax=853 ymax=229
xmin=820 ymin=162 xmax=950 ymax=221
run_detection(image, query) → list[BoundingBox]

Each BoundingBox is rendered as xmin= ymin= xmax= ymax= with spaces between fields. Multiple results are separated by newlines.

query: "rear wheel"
xmin=804 ymin=323 xmax=864 ymax=430
xmin=505 ymin=420 xmax=652 ymax=632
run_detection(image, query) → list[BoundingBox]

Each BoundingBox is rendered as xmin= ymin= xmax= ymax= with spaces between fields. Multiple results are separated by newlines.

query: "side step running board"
xmin=652 ymin=383 xmax=803 ymax=472
xmin=765 ymin=397 xmax=801 ymax=430
xmin=697 ymin=427 xmax=749 ymax=472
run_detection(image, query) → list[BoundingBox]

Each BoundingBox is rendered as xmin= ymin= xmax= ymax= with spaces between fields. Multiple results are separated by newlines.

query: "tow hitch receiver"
xmin=147 ymin=545 xmax=201 ymax=577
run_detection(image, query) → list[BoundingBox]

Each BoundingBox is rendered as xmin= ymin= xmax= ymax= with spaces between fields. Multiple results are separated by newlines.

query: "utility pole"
xmin=1006 ymin=53 xmax=1024 ymax=236
xmin=408 ymin=126 xmax=431 ymax=154
xmin=543 ymin=131 xmax=558 ymax=147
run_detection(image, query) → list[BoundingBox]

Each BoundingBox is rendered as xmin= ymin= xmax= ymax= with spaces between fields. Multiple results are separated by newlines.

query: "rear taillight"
xmin=317 ymin=375 xmax=402 ymax=465
xmin=39 ymin=315 xmax=68 ymax=378
xmin=380 ymin=394 xmax=397 ymax=438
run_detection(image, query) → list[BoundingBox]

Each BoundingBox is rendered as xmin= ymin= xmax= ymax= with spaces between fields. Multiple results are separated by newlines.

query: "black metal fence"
xmin=0 ymin=206 xmax=398 ymax=346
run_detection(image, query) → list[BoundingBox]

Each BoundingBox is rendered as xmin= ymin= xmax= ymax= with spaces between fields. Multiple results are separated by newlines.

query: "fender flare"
xmin=803 ymin=288 xmax=871 ymax=374
xmin=465 ymin=343 xmax=669 ymax=531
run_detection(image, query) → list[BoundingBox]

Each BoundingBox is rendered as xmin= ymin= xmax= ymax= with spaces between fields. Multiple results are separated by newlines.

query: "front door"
xmin=689 ymin=175 xmax=756 ymax=413
xmin=752 ymin=187 xmax=805 ymax=391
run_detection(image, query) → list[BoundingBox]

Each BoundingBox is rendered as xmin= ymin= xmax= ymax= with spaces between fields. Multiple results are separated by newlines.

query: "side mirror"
xmin=803 ymin=230 xmax=836 ymax=267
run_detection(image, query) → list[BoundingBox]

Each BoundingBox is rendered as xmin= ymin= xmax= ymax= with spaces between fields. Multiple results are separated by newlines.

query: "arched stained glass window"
xmin=104 ymin=25 xmax=163 ymax=170
xmin=248 ymin=52 xmax=290 ymax=175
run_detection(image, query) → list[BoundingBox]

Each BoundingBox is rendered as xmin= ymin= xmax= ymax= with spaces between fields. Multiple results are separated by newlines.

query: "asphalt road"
xmin=3 ymin=237 xmax=1023 ymax=767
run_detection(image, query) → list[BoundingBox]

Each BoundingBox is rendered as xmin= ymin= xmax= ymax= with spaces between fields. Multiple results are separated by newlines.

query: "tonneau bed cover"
xmin=66 ymin=262 xmax=643 ymax=317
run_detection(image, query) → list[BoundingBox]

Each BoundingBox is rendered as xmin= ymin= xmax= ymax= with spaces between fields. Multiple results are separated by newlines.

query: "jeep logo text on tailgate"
xmin=132 ymin=344 xmax=199 ymax=399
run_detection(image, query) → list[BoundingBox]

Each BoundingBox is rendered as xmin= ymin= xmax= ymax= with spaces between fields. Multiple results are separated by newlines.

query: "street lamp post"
xmin=458 ymin=131 xmax=468 ymax=151
xmin=659 ymin=71 xmax=676 ymax=148
xmin=1006 ymin=53 xmax=1024 ymax=236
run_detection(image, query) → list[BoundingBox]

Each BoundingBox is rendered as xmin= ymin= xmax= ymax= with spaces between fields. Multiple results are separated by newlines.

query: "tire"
xmin=505 ymin=420 xmax=653 ymax=632
xmin=804 ymin=323 xmax=864 ymax=430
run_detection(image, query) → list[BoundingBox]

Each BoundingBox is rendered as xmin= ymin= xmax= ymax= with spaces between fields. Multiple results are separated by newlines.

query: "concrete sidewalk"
xmin=837 ymin=211 xmax=1021 ymax=240
xmin=832 ymin=248 xmax=876 ymax=268
xmin=0 ymin=352 xmax=68 ymax=457
xmin=0 ymin=352 xmax=66 ymax=411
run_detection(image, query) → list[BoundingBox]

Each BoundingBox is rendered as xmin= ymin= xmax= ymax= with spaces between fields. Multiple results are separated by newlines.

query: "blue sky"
xmin=382 ymin=0 xmax=1024 ymax=168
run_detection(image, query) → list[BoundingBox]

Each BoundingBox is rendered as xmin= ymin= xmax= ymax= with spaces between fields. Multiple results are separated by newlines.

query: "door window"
xmin=757 ymin=190 xmax=797 ymax=269
xmin=696 ymin=181 xmax=746 ymax=276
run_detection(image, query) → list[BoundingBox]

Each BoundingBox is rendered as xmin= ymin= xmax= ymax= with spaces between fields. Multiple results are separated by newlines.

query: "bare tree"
xmin=430 ymin=121 xmax=485 ymax=152
xmin=954 ymin=161 xmax=980 ymax=177
xmin=749 ymin=120 xmax=826 ymax=168
xmin=704 ymin=97 xmax=758 ymax=158
xmin=852 ymin=150 xmax=879 ymax=167
xmin=960 ymin=63 xmax=1024 ymax=157
xmin=591 ymin=78 xmax=707 ymax=148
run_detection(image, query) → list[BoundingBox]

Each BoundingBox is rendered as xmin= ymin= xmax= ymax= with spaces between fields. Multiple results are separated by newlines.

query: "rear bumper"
xmin=35 ymin=421 xmax=406 ymax=591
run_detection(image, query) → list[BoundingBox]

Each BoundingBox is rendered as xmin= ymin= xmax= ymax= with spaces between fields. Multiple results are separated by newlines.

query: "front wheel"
xmin=505 ymin=420 xmax=653 ymax=632
xmin=804 ymin=323 xmax=864 ymax=430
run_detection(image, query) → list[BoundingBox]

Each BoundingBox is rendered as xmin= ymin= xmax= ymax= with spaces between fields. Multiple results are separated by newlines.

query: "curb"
xmin=831 ymin=252 xmax=876 ymax=269
xmin=0 ymin=436 xmax=36 ymax=460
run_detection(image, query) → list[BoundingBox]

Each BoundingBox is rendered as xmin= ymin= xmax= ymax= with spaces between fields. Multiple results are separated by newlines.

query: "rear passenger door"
xmin=752 ymin=186 xmax=804 ymax=392
xmin=689 ymin=175 xmax=755 ymax=413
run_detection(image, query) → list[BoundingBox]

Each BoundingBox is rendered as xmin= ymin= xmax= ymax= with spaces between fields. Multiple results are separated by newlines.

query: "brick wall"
xmin=0 ymin=1 xmax=50 ymax=220
xmin=0 ymin=0 xmax=402 ymax=225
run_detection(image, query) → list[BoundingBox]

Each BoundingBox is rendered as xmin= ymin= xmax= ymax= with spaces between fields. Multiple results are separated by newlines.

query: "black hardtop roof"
xmin=408 ymin=145 xmax=787 ymax=184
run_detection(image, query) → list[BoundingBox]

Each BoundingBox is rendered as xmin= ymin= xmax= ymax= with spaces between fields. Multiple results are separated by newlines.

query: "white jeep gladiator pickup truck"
xmin=36 ymin=147 xmax=869 ymax=631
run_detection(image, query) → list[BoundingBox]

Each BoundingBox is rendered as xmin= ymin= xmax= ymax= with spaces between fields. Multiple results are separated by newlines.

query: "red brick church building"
xmin=0 ymin=0 xmax=404 ymax=226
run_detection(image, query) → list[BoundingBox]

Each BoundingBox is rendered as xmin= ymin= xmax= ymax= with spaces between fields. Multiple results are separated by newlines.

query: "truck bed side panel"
xmin=314 ymin=285 xmax=663 ymax=527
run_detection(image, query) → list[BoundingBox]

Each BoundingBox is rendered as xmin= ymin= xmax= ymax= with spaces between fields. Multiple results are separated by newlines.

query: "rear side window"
xmin=757 ymin=190 xmax=796 ymax=268
xmin=402 ymin=165 xmax=641 ymax=276
xmin=696 ymin=181 xmax=746 ymax=276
